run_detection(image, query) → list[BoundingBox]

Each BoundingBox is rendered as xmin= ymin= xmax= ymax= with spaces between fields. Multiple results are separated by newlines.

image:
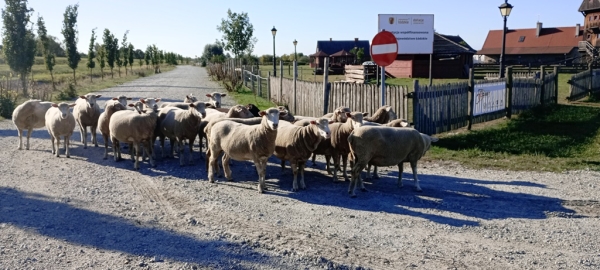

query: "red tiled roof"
xmin=477 ymin=26 xmax=584 ymax=55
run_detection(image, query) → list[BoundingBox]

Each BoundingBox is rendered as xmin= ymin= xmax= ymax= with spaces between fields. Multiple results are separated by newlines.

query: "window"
xmin=518 ymin=36 xmax=525 ymax=42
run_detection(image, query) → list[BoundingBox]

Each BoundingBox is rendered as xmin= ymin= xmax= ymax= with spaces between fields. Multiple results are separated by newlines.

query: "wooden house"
xmin=477 ymin=22 xmax=584 ymax=67
xmin=386 ymin=33 xmax=477 ymax=79
xmin=310 ymin=38 xmax=370 ymax=69
xmin=578 ymin=0 xmax=600 ymax=62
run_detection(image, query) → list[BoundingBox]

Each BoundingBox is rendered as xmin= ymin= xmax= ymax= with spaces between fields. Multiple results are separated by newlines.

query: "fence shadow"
xmin=0 ymin=187 xmax=282 ymax=267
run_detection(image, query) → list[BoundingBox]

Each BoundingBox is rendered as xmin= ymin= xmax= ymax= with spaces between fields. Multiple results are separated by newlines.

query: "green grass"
xmin=427 ymin=104 xmax=600 ymax=172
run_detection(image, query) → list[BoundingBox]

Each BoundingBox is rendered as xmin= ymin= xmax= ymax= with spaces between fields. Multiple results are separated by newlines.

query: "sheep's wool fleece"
xmin=274 ymin=124 xmax=322 ymax=162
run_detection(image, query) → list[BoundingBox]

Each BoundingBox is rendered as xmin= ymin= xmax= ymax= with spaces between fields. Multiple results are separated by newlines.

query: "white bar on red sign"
xmin=372 ymin=43 xmax=397 ymax=55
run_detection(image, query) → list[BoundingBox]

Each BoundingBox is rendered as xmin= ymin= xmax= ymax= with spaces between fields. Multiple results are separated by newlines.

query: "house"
xmin=386 ymin=33 xmax=477 ymax=79
xmin=477 ymin=22 xmax=584 ymax=66
xmin=310 ymin=38 xmax=370 ymax=69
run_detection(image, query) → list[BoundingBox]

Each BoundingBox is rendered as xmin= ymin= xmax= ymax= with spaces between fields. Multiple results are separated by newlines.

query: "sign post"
xmin=370 ymin=30 xmax=398 ymax=107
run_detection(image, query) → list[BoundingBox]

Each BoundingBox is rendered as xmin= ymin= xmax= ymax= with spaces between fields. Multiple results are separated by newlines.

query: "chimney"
xmin=536 ymin=22 xmax=542 ymax=37
xmin=330 ymin=38 xmax=332 ymax=41
xmin=576 ymin=23 xmax=581 ymax=37
xmin=355 ymin=38 xmax=358 ymax=42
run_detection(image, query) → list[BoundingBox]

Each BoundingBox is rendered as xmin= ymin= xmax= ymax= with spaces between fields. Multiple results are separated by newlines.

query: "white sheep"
xmin=114 ymin=95 xmax=132 ymax=107
xmin=45 ymin=102 xmax=77 ymax=157
xmin=157 ymin=101 xmax=207 ymax=165
xmin=109 ymin=99 xmax=158 ymax=170
xmin=184 ymin=94 xmax=198 ymax=103
xmin=206 ymin=92 xmax=227 ymax=108
xmin=364 ymin=105 xmax=397 ymax=124
xmin=207 ymin=107 xmax=280 ymax=193
xmin=347 ymin=126 xmax=438 ymax=197
xmin=330 ymin=111 xmax=367 ymax=182
xmin=12 ymin=99 xmax=53 ymax=150
xmin=274 ymin=118 xmax=332 ymax=191
xmin=97 ymin=99 xmax=128 ymax=159
xmin=73 ymin=93 xmax=102 ymax=149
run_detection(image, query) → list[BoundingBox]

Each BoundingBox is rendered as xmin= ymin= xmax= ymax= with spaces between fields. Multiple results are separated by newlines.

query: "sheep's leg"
xmin=325 ymin=154 xmax=332 ymax=175
xmin=178 ymin=138 xmax=185 ymax=167
xmin=280 ymin=159 xmax=286 ymax=173
xmin=17 ymin=129 xmax=24 ymax=150
xmin=65 ymin=135 xmax=71 ymax=158
xmin=188 ymin=137 xmax=195 ymax=165
xmin=410 ymin=161 xmax=422 ymax=192
xmin=102 ymin=133 xmax=110 ymax=160
xmin=311 ymin=153 xmax=317 ymax=166
xmin=291 ymin=162 xmax=299 ymax=192
xmin=144 ymin=141 xmax=155 ymax=167
xmin=91 ymin=125 xmax=98 ymax=147
xmin=50 ymin=134 xmax=56 ymax=156
xmin=54 ymin=136 xmax=60 ymax=157
xmin=373 ymin=166 xmax=380 ymax=179
xmin=222 ymin=154 xmax=233 ymax=181
xmin=207 ymin=149 xmax=220 ymax=183
xmin=169 ymin=137 xmax=176 ymax=158
xmin=132 ymin=142 xmax=141 ymax=170
xmin=112 ymin=137 xmax=122 ymax=161
xmin=397 ymin=163 xmax=404 ymax=188
xmin=81 ymin=125 xmax=88 ymax=149
xmin=332 ymin=151 xmax=340 ymax=182
xmin=299 ymin=160 xmax=307 ymax=190
xmin=159 ymin=136 xmax=166 ymax=158
xmin=341 ymin=153 xmax=349 ymax=182
xmin=26 ymin=128 xmax=33 ymax=150
xmin=349 ymin=161 xmax=367 ymax=197
xmin=255 ymin=157 xmax=269 ymax=193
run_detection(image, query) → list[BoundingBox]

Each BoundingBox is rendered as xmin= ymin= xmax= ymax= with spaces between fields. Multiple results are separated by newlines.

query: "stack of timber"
xmin=344 ymin=65 xmax=366 ymax=83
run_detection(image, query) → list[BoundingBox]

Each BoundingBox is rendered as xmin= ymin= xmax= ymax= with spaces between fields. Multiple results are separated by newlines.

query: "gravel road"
xmin=1 ymin=65 xmax=599 ymax=269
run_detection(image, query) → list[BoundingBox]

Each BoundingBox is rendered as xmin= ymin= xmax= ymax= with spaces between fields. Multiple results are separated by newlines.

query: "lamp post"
xmin=293 ymin=39 xmax=298 ymax=61
xmin=498 ymin=0 xmax=513 ymax=78
xmin=271 ymin=26 xmax=277 ymax=77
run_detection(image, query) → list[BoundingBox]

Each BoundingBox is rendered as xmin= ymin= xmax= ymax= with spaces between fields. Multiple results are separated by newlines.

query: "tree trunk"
xmin=90 ymin=68 xmax=93 ymax=83
xmin=111 ymin=68 xmax=114 ymax=78
xmin=20 ymin=72 xmax=28 ymax=97
xmin=72 ymin=69 xmax=77 ymax=85
xmin=50 ymin=71 xmax=56 ymax=92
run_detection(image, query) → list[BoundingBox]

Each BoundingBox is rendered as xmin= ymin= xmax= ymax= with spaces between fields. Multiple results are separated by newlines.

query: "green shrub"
xmin=57 ymin=81 xmax=78 ymax=100
xmin=0 ymin=90 xmax=18 ymax=118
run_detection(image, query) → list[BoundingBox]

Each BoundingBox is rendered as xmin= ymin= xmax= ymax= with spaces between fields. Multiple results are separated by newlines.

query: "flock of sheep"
xmin=11 ymin=92 xmax=438 ymax=197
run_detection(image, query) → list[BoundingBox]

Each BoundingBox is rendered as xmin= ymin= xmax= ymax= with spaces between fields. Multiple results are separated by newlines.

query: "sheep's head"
xmin=129 ymin=101 xmax=146 ymax=114
xmin=311 ymin=118 xmax=333 ymax=139
xmin=246 ymin=103 xmax=261 ymax=117
xmin=140 ymin=98 xmax=161 ymax=112
xmin=346 ymin=112 xmax=368 ymax=128
xmin=228 ymin=105 xmax=254 ymax=118
xmin=190 ymin=101 xmax=208 ymax=118
xmin=385 ymin=106 xmax=398 ymax=122
xmin=260 ymin=107 xmax=281 ymax=130
xmin=332 ymin=107 xmax=351 ymax=123
xmin=79 ymin=94 xmax=102 ymax=108
xmin=277 ymin=106 xmax=295 ymax=122
xmin=52 ymin=102 xmax=76 ymax=119
xmin=114 ymin=95 xmax=132 ymax=107
xmin=106 ymin=100 xmax=127 ymax=113
xmin=184 ymin=94 xmax=198 ymax=103
xmin=420 ymin=133 xmax=439 ymax=156
xmin=206 ymin=92 xmax=226 ymax=108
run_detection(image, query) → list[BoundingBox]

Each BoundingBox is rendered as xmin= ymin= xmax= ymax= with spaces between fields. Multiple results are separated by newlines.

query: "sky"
xmin=4 ymin=0 xmax=585 ymax=58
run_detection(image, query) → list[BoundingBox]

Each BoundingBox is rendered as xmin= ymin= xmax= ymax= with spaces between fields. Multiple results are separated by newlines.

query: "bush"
xmin=201 ymin=59 xmax=207 ymax=67
xmin=0 ymin=90 xmax=18 ymax=119
xmin=57 ymin=81 xmax=78 ymax=100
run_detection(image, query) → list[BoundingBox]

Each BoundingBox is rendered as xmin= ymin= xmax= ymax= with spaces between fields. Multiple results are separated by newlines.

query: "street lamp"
xmin=498 ymin=0 xmax=513 ymax=78
xmin=271 ymin=26 xmax=277 ymax=77
xmin=293 ymin=39 xmax=298 ymax=61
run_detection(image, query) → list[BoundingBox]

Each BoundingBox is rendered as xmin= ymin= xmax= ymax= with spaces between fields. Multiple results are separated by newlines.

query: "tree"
xmin=127 ymin=43 xmax=134 ymax=73
xmin=201 ymin=42 xmax=224 ymax=62
xmin=144 ymin=45 xmax=151 ymax=70
xmin=216 ymin=9 xmax=256 ymax=59
xmin=121 ymin=31 xmax=128 ymax=76
xmin=2 ymin=0 xmax=36 ymax=96
xmin=86 ymin=28 xmax=96 ymax=82
xmin=35 ymin=35 xmax=65 ymax=57
xmin=102 ymin=29 xmax=116 ymax=78
xmin=36 ymin=15 xmax=56 ymax=91
xmin=61 ymin=3 xmax=80 ymax=84
xmin=95 ymin=43 xmax=105 ymax=80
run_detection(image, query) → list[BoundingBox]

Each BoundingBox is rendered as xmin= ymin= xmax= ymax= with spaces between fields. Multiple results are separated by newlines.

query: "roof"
xmin=579 ymin=0 xmax=600 ymax=13
xmin=330 ymin=49 xmax=354 ymax=57
xmin=433 ymin=33 xmax=477 ymax=55
xmin=477 ymin=26 xmax=584 ymax=55
xmin=316 ymin=40 xmax=370 ymax=57
xmin=309 ymin=50 xmax=328 ymax=57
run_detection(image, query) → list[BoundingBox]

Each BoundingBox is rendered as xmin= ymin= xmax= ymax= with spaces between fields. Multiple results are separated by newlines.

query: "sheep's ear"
xmin=95 ymin=95 xmax=102 ymax=98
xmin=206 ymin=94 xmax=212 ymax=98
xmin=186 ymin=95 xmax=191 ymax=99
xmin=112 ymin=97 xmax=118 ymax=100
xmin=221 ymin=93 xmax=227 ymax=97
xmin=51 ymin=103 xmax=58 ymax=107
xmin=69 ymin=103 xmax=77 ymax=107
xmin=205 ymin=102 xmax=212 ymax=107
xmin=155 ymin=98 xmax=161 ymax=102
xmin=79 ymin=95 xmax=86 ymax=99
xmin=345 ymin=112 xmax=352 ymax=117
xmin=189 ymin=103 xmax=196 ymax=108
xmin=128 ymin=103 xmax=135 ymax=107
xmin=259 ymin=110 xmax=267 ymax=117
xmin=142 ymin=110 xmax=147 ymax=113
xmin=362 ymin=112 xmax=369 ymax=117
xmin=329 ymin=120 xmax=334 ymax=124
xmin=310 ymin=120 xmax=317 ymax=125
xmin=139 ymin=98 xmax=146 ymax=103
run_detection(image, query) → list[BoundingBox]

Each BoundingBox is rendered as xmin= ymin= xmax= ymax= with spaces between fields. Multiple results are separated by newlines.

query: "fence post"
xmin=293 ymin=60 xmax=297 ymax=115
xmin=588 ymin=63 xmax=593 ymax=98
xmin=258 ymin=74 xmax=262 ymax=97
xmin=553 ymin=66 xmax=559 ymax=104
xmin=322 ymin=57 xmax=330 ymax=115
xmin=412 ymin=80 xmax=419 ymax=130
xmin=467 ymin=68 xmax=474 ymax=130
xmin=279 ymin=61 xmax=283 ymax=105
xmin=251 ymin=72 xmax=255 ymax=94
xmin=540 ymin=65 xmax=546 ymax=106
xmin=506 ymin=66 xmax=513 ymax=119
xmin=267 ymin=71 xmax=271 ymax=102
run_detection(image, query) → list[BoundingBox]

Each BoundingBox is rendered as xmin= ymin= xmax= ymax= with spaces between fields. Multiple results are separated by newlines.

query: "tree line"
xmin=1 ymin=0 xmax=187 ymax=97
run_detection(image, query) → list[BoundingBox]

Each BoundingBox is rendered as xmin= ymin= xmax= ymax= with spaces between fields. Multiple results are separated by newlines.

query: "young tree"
xmin=36 ymin=15 xmax=56 ymax=91
xmin=61 ymin=4 xmax=80 ymax=84
xmin=95 ymin=44 xmax=106 ymax=80
xmin=144 ymin=45 xmax=151 ymax=70
xmin=216 ymin=9 xmax=257 ymax=59
xmin=121 ymin=31 xmax=128 ymax=76
xmin=2 ymin=0 xmax=37 ymax=96
xmin=128 ymin=43 xmax=134 ymax=73
xmin=201 ymin=42 xmax=224 ymax=62
xmin=102 ymin=29 xmax=116 ymax=78
xmin=87 ymin=28 xmax=96 ymax=82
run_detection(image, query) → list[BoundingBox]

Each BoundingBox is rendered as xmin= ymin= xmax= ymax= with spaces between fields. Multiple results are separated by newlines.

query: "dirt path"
xmin=1 ymin=66 xmax=599 ymax=269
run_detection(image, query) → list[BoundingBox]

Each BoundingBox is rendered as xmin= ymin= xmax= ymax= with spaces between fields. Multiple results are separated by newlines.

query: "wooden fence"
xmin=413 ymin=81 xmax=469 ymax=135
xmin=567 ymin=69 xmax=600 ymax=101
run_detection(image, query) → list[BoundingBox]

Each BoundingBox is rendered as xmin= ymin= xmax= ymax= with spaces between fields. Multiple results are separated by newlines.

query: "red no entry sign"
xmin=370 ymin=31 xmax=398 ymax=67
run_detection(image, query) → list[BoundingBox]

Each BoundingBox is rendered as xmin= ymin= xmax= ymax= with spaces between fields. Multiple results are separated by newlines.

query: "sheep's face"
xmin=246 ymin=104 xmax=261 ymax=117
xmin=106 ymin=100 xmax=127 ymax=113
xmin=311 ymin=118 xmax=332 ymax=139
xmin=346 ymin=112 xmax=366 ymax=128
xmin=52 ymin=102 xmax=76 ymax=119
xmin=191 ymin=101 xmax=207 ymax=118
xmin=80 ymin=94 xmax=102 ymax=108
xmin=141 ymin=98 xmax=161 ymax=112
xmin=116 ymin=95 xmax=131 ymax=107
xmin=277 ymin=106 xmax=295 ymax=122
xmin=206 ymin=92 xmax=226 ymax=108
xmin=228 ymin=105 xmax=254 ymax=118
xmin=185 ymin=94 xmax=198 ymax=103
xmin=333 ymin=107 xmax=351 ymax=123
xmin=260 ymin=108 xmax=280 ymax=130
xmin=129 ymin=102 xmax=145 ymax=114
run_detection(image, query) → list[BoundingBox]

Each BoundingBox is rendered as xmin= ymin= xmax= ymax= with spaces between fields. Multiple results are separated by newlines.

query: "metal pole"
xmin=499 ymin=14 xmax=507 ymax=78
xmin=381 ymin=66 xmax=386 ymax=107
xmin=273 ymin=35 xmax=277 ymax=77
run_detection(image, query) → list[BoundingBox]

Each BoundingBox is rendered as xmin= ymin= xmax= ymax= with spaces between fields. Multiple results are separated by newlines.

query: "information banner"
xmin=377 ymin=14 xmax=434 ymax=54
xmin=473 ymin=81 xmax=507 ymax=116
